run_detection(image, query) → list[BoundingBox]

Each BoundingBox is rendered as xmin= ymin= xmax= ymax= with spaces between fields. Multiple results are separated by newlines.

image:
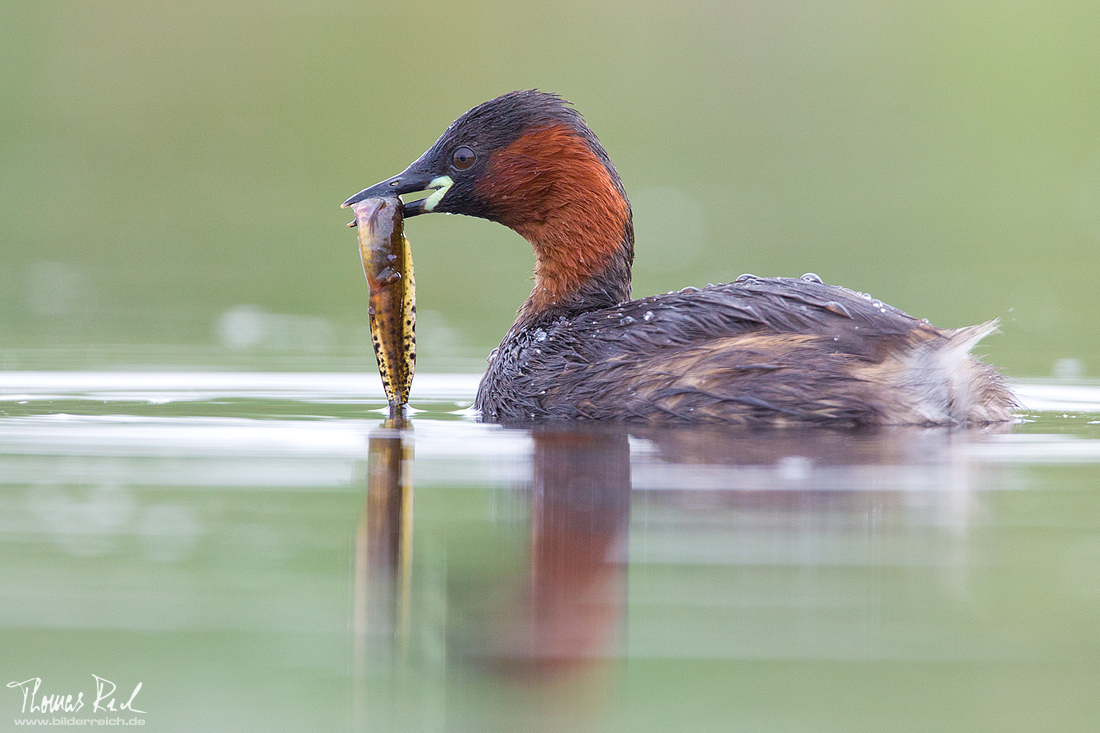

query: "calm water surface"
xmin=2 ymin=373 xmax=1099 ymax=732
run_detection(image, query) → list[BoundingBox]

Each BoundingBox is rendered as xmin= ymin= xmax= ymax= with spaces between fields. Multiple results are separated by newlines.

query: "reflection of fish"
xmin=349 ymin=197 xmax=415 ymax=408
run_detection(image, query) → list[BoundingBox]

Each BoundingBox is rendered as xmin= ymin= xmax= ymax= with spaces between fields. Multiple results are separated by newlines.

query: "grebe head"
xmin=344 ymin=90 xmax=635 ymax=318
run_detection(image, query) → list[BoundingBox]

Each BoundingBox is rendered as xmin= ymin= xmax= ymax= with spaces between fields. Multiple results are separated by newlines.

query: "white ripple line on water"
xmin=0 ymin=413 xmax=528 ymax=461
xmin=0 ymin=454 xmax=358 ymax=490
xmin=0 ymin=416 xmax=1096 ymax=484
xmin=1012 ymin=381 xmax=1100 ymax=412
xmin=961 ymin=437 xmax=1100 ymax=464
xmin=0 ymin=371 xmax=483 ymax=403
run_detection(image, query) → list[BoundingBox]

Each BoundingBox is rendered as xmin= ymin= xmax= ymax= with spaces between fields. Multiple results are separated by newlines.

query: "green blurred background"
xmin=2 ymin=0 xmax=1098 ymax=376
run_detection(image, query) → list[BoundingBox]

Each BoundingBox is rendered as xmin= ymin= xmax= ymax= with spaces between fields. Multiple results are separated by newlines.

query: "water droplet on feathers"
xmin=823 ymin=301 xmax=851 ymax=318
xmin=643 ymin=311 xmax=655 ymax=322
xmin=619 ymin=316 xmax=636 ymax=325
xmin=800 ymin=272 xmax=823 ymax=283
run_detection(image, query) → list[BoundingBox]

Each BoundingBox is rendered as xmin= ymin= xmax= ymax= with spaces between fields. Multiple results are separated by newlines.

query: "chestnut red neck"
xmin=475 ymin=123 xmax=634 ymax=323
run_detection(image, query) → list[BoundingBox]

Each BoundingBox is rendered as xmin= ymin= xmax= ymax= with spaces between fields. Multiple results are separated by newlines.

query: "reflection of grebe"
xmin=478 ymin=427 xmax=630 ymax=679
xmin=344 ymin=91 xmax=1016 ymax=427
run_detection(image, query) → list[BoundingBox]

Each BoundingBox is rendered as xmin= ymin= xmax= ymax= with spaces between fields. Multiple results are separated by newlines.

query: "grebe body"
xmin=343 ymin=90 xmax=1015 ymax=426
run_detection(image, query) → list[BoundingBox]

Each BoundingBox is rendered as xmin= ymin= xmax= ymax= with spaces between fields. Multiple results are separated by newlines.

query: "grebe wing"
xmin=570 ymin=276 xmax=930 ymax=360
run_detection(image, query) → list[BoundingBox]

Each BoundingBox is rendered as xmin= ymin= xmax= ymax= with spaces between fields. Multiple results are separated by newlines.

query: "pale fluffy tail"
xmin=894 ymin=320 xmax=1018 ymax=424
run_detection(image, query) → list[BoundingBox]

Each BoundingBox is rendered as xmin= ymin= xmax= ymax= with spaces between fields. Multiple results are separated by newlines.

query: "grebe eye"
xmin=451 ymin=146 xmax=476 ymax=171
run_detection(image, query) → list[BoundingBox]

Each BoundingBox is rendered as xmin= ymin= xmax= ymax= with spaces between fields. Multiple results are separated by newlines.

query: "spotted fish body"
xmin=352 ymin=197 xmax=415 ymax=407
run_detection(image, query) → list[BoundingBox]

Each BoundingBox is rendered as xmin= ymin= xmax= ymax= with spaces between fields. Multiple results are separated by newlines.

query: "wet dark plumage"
xmin=344 ymin=90 xmax=1017 ymax=426
xmin=477 ymin=275 xmax=1014 ymax=426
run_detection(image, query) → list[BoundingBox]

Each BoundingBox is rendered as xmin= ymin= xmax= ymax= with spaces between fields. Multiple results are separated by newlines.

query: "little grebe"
xmin=344 ymin=90 xmax=1016 ymax=426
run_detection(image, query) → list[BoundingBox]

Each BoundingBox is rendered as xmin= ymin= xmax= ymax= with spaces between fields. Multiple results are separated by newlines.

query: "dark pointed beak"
xmin=341 ymin=164 xmax=440 ymax=217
